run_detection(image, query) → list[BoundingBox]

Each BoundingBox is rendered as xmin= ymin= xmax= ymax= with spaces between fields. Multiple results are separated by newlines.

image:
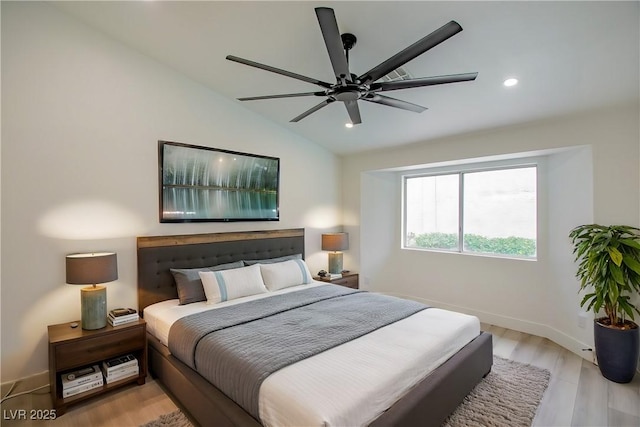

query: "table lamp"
xmin=322 ymin=233 xmax=349 ymax=274
xmin=66 ymin=252 xmax=118 ymax=330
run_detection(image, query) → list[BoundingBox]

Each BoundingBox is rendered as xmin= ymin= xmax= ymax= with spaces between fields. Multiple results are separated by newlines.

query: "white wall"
xmin=1 ymin=2 xmax=342 ymax=382
xmin=344 ymin=105 xmax=639 ymax=359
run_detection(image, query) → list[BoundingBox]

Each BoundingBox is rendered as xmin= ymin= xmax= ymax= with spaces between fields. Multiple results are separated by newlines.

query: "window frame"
xmin=402 ymin=160 xmax=539 ymax=260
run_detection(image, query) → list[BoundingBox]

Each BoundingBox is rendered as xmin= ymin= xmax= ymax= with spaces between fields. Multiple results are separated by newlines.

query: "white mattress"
xmin=144 ymin=283 xmax=480 ymax=427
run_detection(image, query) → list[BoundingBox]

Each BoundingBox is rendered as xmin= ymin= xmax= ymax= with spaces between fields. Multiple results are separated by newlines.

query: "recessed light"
xmin=503 ymin=78 xmax=518 ymax=87
xmin=345 ymin=123 xmax=354 ymax=128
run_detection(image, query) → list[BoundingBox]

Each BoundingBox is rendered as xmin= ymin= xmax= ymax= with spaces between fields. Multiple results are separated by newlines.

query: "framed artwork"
xmin=158 ymin=141 xmax=280 ymax=222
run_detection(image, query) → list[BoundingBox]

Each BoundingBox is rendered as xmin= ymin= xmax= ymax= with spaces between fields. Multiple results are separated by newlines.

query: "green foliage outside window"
xmin=410 ymin=232 xmax=536 ymax=257
xmin=413 ymin=232 xmax=458 ymax=250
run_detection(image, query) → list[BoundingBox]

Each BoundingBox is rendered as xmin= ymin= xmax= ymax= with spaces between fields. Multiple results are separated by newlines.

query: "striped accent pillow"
xmin=170 ymin=261 xmax=245 ymax=305
xmin=199 ymin=264 xmax=267 ymax=304
xmin=259 ymin=259 xmax=313 ymax=291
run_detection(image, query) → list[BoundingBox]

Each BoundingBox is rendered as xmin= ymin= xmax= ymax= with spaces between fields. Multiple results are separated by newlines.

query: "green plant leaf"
xmin=618 ymin=298 xmax=635 ymax=320
xmin=580 ymin=293 xmax=596 ymax=308
xmin=607 ymin=247 xmax=623 ymax=266
xmin=609 ymin=280 xmax=620 ymax=303
xmin=620 ymin=238 xmax=640 ymax=250
xmin=622 ymin=254 xmax=640 ymax=275
xmin=610 ymin=263 xmax=625 ymax=285
xmin=594 ymin=295 xmax=603 ymax=313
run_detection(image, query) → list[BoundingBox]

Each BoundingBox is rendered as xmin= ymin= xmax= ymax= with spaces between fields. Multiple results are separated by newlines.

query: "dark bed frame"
xmin=137 ymin=228 xmax=493 ymax=427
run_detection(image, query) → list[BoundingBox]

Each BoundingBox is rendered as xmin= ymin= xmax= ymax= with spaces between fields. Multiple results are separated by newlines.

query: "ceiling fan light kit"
xmin=226 ymin=7 xmax=478 ymax=125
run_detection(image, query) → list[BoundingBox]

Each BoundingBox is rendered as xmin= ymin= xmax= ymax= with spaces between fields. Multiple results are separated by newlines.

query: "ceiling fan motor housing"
xmin=332 ymin=87 xmax=361 ymax=101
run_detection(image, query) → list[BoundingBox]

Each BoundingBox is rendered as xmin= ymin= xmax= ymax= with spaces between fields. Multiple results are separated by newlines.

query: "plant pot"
xmin=594 ymin=318 xmax=639 ymax=383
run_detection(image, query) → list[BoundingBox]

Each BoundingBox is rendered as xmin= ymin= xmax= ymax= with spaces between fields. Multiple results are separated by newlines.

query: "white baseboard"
xmin=1 ymin=371 xmax=49 ymax=396
xmin=379 ymin=292 xmax=595 ymax=363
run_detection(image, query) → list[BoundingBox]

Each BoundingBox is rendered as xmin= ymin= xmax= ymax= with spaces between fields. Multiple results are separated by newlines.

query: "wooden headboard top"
xmin=137 ymin=228 xmax=305 ymax=315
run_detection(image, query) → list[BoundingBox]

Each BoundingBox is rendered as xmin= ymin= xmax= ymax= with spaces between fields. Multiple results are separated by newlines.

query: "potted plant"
xmin=569 ymin=224 xmax=640 ymax=383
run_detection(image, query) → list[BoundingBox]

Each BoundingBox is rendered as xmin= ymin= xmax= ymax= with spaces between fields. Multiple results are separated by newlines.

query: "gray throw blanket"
xmin=169 ymin=285 xmax=428 ymax=420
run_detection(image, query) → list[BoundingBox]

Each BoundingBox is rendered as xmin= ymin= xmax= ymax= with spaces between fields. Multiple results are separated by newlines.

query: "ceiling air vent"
xmin=380 ymin=66 xmax=413 ymax=82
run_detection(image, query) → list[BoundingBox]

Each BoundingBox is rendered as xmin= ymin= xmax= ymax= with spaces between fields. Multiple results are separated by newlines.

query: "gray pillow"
xmin=170 ymin=261 xmax=244 ymax=305
xmin=242 ymin=253 xmax=302 ymax=266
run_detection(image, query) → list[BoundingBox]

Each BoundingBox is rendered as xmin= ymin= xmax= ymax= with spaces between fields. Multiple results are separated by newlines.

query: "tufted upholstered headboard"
xmin=136 ymin=228 xmax=305 ymax=315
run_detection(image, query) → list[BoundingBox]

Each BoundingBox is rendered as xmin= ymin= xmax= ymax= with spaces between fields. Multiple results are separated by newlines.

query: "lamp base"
xmin=81 ymin=285 xmax=107 ymax=330
xmin=328 ymin=252 xmax=344 ymax=275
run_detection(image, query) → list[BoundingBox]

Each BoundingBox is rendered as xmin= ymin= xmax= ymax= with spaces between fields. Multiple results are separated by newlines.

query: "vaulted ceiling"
xmin=52 ymin=1 xmax=639 ymax=155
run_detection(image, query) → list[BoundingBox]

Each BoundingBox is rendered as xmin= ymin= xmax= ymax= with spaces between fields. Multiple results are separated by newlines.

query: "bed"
xmin=137 ymin=228 xmax=492 ymax=427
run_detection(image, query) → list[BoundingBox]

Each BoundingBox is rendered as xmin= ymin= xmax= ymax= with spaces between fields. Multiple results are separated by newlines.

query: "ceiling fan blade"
xmin=362 ymin=94 xmax=427 ymax=113
xmin=358 ymin=21 xmax=463 ymax=85
xmin=370 ymin=72 xmax=478 ymax=92
xmin=290 ymin=99 xmax=335 ymax=122
xmin=226 ymin=55 xmax=332 ymax=89
xmin=344 ymin=100 xmax=362 ymax=124
xmin=238 ymin=91 xmax=325 ymax=101
xmin=315 ymin=7 xmax=351 ymax=82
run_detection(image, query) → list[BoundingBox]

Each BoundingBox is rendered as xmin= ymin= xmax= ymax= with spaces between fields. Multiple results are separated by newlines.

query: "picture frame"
xmin=158 ymin=141 xmax=280 ymax=222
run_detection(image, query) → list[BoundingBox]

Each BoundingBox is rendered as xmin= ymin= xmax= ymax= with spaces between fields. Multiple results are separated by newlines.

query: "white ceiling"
xmin=52 ymin=1 xmax=639 ymax=155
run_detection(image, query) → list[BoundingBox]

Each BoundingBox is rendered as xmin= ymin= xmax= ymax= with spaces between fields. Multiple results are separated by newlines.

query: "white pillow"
xmin=259 ymin=259 xmax=313 ymax=291
xmin=199 ymin=264 xmax=267 ymax=304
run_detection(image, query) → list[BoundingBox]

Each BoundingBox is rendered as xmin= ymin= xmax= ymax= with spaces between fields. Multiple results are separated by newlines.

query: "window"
xmin=403 ymin=165 xmax=537 ymax=259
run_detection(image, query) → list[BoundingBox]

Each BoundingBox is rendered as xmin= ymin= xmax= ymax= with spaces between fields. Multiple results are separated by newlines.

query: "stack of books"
xmin=61 ymin=365 xmax=103 ymax=398
xmin=108 ymin=308 xmax=139 ymax=326
xmin=101 ymin=354 xmax=139 ymax=384
xmin=327 ymin=273 xmax=342 ymax=279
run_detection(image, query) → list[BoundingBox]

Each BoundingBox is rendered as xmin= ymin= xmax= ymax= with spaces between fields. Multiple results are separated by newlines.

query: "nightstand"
xmin=48 ymin=318 xmax=147 ymax=415
xmin=314 ymin=272 xmax=359 ymax=289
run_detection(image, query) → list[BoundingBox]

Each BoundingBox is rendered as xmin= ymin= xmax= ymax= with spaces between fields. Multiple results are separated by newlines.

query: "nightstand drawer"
xmin=55 ymin=327 xmax=144 ymax=371
xmin=331 ymin=275 xmax=358 ymax=289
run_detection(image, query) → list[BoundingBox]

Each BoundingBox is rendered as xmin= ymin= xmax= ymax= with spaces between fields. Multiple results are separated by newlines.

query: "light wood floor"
xmin=1 ymin=324 xmax=639 ymax=427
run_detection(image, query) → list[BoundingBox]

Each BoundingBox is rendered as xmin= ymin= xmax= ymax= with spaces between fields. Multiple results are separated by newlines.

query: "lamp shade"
xmin=322 ymin=233 xmax=349 ymax=252
xmin=66 ymin=252 xmax=118 ymax=285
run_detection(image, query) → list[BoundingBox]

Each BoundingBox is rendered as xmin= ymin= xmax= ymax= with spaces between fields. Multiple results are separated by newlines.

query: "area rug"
xmin=443 ymin=356 xmax=551 ymax=427
xmin=141 ymin=356 xmax=550 ymax=427
xmin=140 ymin=410 xmax=192 ymax=427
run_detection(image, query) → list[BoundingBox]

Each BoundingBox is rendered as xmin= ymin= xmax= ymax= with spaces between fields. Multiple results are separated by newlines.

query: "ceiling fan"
xmin=226 ymin=7 xmax=477 ymax=125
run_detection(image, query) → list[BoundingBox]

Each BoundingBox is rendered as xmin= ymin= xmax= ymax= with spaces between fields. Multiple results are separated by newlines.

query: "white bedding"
xmin=144 ymin=282 xmax=480 ymax=427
